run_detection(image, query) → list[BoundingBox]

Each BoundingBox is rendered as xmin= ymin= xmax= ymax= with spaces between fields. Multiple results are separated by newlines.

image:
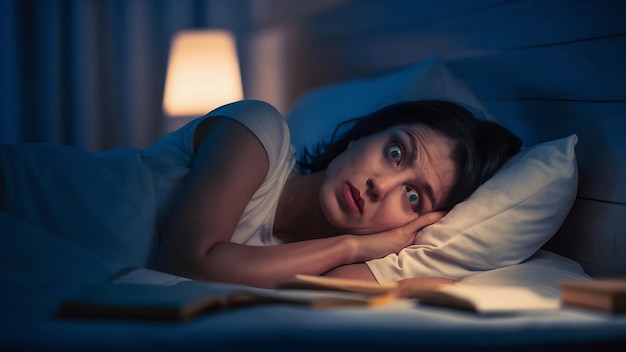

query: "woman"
xmin=149 ymin=99 xmax=521 ymax=288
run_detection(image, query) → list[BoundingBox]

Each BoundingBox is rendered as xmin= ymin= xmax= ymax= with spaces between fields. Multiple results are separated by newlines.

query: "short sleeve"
xmin=205 ymin=100 xmax=290 ymax=171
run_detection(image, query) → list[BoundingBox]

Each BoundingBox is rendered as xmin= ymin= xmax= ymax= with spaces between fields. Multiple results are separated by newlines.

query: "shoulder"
xmin=207 ymin=100 xmax=286 ymax=137
xmin=204 ymin=100 xmax=291 ymax=168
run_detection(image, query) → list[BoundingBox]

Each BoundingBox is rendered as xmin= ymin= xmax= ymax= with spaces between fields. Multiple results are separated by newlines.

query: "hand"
xmin=354 ymin=211 xmax=445 ymax=262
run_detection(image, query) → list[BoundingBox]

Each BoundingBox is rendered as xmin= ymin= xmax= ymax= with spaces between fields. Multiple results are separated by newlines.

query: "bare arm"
xmin=155 ymin=108 xmax=445 ymax=288
xmin=156 ymin=116 xmax=363 ymax=288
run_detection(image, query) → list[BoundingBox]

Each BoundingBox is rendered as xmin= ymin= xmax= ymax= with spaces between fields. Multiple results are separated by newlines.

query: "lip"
xmin=344 ymin=182 xmax=364 ymax=215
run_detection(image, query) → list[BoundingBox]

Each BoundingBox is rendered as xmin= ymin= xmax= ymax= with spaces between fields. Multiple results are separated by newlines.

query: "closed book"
xmin=560 ymin=279 xmax=626 ymax=313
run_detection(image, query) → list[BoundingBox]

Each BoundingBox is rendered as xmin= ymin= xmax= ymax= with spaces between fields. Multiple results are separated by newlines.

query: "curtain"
xmin=0 ymin=0 xmax=220 ymax=152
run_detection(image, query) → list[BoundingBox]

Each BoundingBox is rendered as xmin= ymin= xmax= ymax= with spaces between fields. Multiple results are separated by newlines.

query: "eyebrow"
xmin=400 ymin=127 xmax=437 ymax=210
xmin=400 ymin=127 xmax=418 ymax=162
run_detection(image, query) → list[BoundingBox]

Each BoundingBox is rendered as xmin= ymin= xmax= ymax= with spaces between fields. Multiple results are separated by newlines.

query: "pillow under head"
xmin=366 ymin=135 xmax=578 ymax=282
xmin=285 ymin=56 xmax=579 ymax=282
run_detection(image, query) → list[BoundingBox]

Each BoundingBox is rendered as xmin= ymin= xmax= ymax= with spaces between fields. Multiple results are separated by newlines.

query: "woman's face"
xmin=319 ymin=124 xmax=457 ymax=234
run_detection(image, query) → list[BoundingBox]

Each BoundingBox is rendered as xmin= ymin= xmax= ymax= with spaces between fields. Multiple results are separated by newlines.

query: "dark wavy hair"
xmin=297 ymin=100 xmax=522 ymax=211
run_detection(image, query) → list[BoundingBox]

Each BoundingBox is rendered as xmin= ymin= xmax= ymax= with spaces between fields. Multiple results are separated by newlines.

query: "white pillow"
xmin=285 ymin=55 xmax=495 ymax=155
xmin=366 ymin=135 xmax=579 ymax=282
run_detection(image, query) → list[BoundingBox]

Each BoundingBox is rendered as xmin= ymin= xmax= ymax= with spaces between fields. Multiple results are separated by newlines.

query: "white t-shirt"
xmin=141 ymin=100 xmax=295 ymax=246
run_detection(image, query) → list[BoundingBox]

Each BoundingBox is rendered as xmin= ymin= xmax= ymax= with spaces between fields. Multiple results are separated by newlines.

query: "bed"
xmin=2 ymin=0 xmax=626 ymax=350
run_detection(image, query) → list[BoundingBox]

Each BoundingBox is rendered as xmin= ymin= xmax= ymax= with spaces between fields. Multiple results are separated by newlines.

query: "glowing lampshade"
xmin=163 ymin=30 xmax=243 ymax=118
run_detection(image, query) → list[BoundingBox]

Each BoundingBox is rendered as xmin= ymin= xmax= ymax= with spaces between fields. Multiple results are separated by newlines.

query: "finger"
xmin=408 ymin=211 xmax=445 ymax=233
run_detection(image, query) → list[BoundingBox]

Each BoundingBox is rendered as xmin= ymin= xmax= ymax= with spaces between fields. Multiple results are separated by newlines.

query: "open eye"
xmin=389 ymin=142 xmax=403 ymax=165
xmin=406 ymin=187 xmax=420 ymax=210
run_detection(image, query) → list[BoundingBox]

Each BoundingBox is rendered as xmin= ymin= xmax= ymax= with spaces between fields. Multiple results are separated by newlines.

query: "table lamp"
xmin=163 ymin=30 xmax=243 ymax=132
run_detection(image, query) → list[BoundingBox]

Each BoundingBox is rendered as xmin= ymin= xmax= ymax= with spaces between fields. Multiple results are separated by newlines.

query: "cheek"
xmin=318 ymin=177 xmax=338 ymax=222
xmin=368 ymin=198 xmax=416 ymax=232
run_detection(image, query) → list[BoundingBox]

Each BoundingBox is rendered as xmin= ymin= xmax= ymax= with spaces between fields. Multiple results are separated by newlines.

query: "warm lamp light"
xmin=163 ymin=30 xmax=243 ymax=121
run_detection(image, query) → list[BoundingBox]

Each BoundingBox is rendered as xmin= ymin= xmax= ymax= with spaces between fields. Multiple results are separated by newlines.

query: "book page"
xmin=411 ymin=284 xmax=560 ymax=313
xmin=277 ymin=274 xmax=398 ymax=294
xmin=57 ymin=278 xmax=395 ymax=322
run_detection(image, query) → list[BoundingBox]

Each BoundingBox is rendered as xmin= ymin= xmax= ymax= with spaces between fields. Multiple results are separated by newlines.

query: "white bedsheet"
xmin=1 ymin=211 xmax=624 ymax=352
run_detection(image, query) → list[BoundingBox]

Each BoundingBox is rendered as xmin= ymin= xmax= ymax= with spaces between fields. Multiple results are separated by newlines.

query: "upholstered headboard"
xmin=243 ymin=0 xmax=626 ymax=277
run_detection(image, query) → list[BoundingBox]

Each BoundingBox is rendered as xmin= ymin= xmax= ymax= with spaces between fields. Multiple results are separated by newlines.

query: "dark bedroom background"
xmin=0 ymin=0 xmax=259 ymax=152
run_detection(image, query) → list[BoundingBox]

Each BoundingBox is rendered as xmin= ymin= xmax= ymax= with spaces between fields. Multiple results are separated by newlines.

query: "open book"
xmin=56 ymin=272 xmax=396 ymax=322
xmin=277 ymin=274 xmax=398 ymax=294
xmin=281 ymin=274 xmax=560 ymax=313
xmin=405 ymin=284 xmax=560 ymax=313
xmin=56 ymin=269 xmax=561 ymax=321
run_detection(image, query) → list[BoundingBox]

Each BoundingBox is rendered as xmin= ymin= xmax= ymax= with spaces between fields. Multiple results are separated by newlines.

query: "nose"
xmin=366 ymin=175 xmax=403 ymax=202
